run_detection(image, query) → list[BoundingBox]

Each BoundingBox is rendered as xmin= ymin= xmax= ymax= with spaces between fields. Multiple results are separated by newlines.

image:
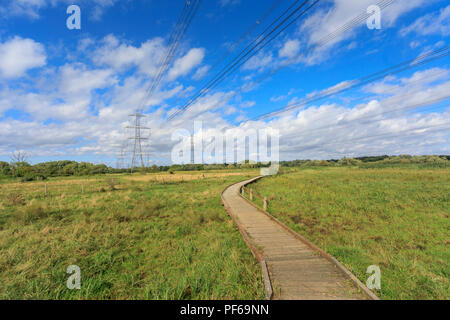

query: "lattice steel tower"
xmin=127 ymin=111 xmax=150 ymax=172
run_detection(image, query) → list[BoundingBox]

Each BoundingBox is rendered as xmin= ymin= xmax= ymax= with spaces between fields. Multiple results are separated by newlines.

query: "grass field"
xmin=0 ymin=170 xmax=265 ymax=299
xmin=247 ymin=167 xmax=449 ymax=300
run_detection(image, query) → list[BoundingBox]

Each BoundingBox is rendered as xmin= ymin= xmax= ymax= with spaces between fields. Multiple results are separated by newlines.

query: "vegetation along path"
xmin=222 ymin=177 xmax=377 ymax=300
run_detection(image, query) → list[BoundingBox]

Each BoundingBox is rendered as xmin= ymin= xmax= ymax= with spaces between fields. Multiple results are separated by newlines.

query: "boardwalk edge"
xmin=238 ymin=177 xmax=380 ymax=301
xmin=221 ymin=176 xmax=274 ymax=300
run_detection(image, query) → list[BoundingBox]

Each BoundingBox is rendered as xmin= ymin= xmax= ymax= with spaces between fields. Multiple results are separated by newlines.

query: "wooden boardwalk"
xmin=222 ymin=177 xmax=377 ymax=300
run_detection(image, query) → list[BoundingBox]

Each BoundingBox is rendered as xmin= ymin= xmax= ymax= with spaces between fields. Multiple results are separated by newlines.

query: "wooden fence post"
xmin=250 ymin=188 xmax=253 ymax=201
xmin=263 ymin=197 xmax=268 ymax=211
xmin=45 ymin=183 xmax=48 ymax=197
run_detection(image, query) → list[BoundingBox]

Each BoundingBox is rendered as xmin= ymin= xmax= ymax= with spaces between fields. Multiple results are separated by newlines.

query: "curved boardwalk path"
xmin=222 ymin=177 xmax=376 ymax=300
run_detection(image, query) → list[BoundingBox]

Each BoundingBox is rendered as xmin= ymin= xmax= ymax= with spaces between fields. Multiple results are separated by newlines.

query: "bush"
xmin=17 ymin=173 xmax=47 ymax=182
xmin=337 ymin=157 xmax=362 ymax=166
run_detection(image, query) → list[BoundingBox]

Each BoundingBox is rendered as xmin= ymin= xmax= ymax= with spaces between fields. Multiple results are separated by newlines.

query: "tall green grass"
xmin=0 ymin=172 xmax=264 ymax=299
xmin=248 ymin=167 xmax=449 ymax=300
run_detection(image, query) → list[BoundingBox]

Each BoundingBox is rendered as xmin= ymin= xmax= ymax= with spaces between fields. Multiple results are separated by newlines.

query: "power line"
xmin=209 ymin=0 xmax=286 ymax=73
xmin=209 ymin=46 xmax=450 ymax=139
xmin=166 ymin=0 xmax=396 ymax=123
xmin=169 ymin=0 xmax=285 ymax=108
xmin=197 ymin=76 xmax=450 ymax=162
xmin=242 ymin=0 xmax=397 ymax=100
xmin=168 ymin=0 xmax=317 ymax=120
xmin=247 ymin=45 xmax=450 ymax=122
xmin=125 ymin=1 xmax=201 ymax=171
xmin=138 ymin=0 xmax=202 ymax=112
xmin=314 ymin=68 xmax=449 ymax=108
xmin=167 ymin=0 xmax=320 ymax=121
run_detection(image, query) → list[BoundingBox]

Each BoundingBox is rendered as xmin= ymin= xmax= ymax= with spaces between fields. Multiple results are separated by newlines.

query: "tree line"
xmin=1 ymin=154 xmax=448 ymax=182
xmin=0 ymin=158 xmax=269 ymax=181
xmin=280 ymin=155 xmax=450 ymax=168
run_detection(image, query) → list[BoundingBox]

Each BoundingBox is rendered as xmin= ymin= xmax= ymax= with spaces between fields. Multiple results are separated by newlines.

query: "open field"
xmin=247 ymin=167 xmax=449 ymax=300
xmin=0 ymin=170 xmax=264 ymax=299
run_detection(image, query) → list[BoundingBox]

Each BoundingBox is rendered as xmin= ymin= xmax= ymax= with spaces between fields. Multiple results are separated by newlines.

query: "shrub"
xmin=17 ymin=173 xmax=47 ymax=182
xmin=337 ymin=157 xmax=362 ymax=166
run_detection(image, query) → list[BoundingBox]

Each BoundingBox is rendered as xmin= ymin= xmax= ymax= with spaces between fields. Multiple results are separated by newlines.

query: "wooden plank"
xmin=261 ymin=260 xmax=273 ymax=300
xmin=221 ymin=177 xmax=378 ymax=300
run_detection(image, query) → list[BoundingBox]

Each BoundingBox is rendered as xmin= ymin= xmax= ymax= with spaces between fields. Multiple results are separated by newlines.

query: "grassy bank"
xmin=0 ymin=171 xmax=264 ymax=299
xmin=247 ymin=167 xmax=449 ymax=300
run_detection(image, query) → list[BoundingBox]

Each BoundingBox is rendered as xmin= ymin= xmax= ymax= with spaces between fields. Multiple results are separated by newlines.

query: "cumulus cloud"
xmin=279 ymin=40 xmax=300 ymax=58
xmin=1 ymin=62 xmax=448 ymax=163
xmin=168 ymin=48 xmax=205 ymax=80
xmin=1 ymin=2 xmax=448 ymax=164
xmin=0 ymin=37 xmax=46 ymax=79
xmin=59 ymin=63 xmax=117 ymax=95
xmin=93 ymin=35 xmax=166 ymax=76
xmin=243 ymin=51 xmax=273 ymax=71
xmin=192 ymin=65 xmax=210 ymax=80
xmin=0 ymin=60 xmax=119 ymax=122
xmin=92 ymin=35 xmax=206 ymax=83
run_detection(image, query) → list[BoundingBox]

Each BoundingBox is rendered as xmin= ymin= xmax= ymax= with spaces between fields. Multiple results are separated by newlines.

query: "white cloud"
xmin=0 ymin=0 xmax=46 ymax=19
xmin=59 ymin=63 xmax=117 ymax=95
xmin=279 ymin=40 xmax=300 ymax=58
xmin=0 ymin=37 xmax=46 ymax=78
xmin=400 ymin=5 xmax=450 ymax=37
xmin=168 ymin=48 xmax=205 ymax=80
xmin=0 ymin=0 xmax=118 ymax=20
xmin=1 ymin=14 xmax=448 ymax=164
xmin=0 ymin=61 xmax=118 ymax=122
xmin=93 ymin=35 xmax=166 ymax=76
xmin=2 ymin=64 xmax=448 ymax=162
xmin=93 ymin=36 xmax=206 ymax=82
xmin=297 ymin=0 xmax=429 ymax=65
xmin=243 ymin=51 xmax=273 ymax=71
xmin=192 ymin=65 xmax=210 ymax=80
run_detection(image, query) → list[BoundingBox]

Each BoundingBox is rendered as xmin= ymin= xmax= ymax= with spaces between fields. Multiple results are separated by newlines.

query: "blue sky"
xmin=0 ymin=0 xmax=449 ymax=166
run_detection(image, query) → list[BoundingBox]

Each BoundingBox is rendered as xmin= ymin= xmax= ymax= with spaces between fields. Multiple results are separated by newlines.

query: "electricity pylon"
xmin=116 ymin=144 xmax=127 ymax=169
xmin=127 ymin=111 xmax=150 ymax=173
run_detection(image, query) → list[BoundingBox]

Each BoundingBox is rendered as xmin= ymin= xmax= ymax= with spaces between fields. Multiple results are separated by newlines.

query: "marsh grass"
xmin=7 ymin=192 xmax=25 ymax=206
xmin=0 ymin=171 xmax=264 ymax=299
xmin=248 ymin=167 xmax=449 ymax=300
